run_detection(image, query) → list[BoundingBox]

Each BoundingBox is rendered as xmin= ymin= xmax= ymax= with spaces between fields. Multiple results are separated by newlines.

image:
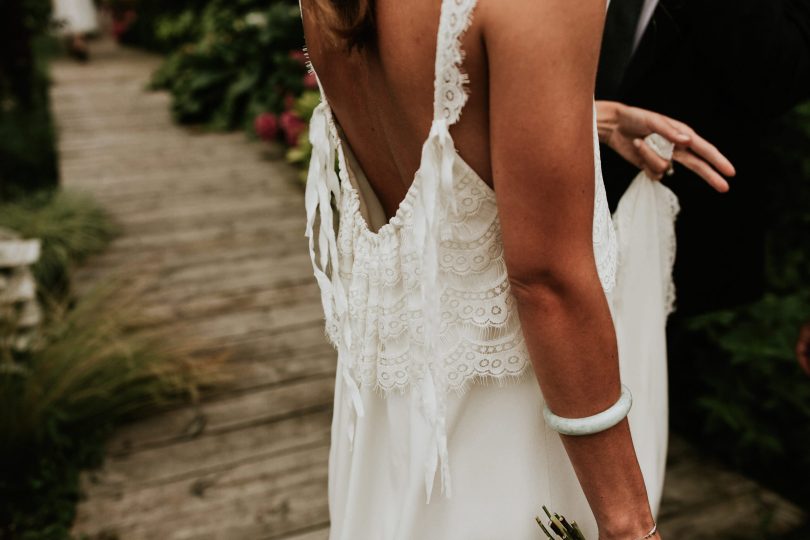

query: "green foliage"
xmin=286 ymin=90 xmax=321 ymax=183
xmin=677 ymin=102 xmax=810 ymax=507
xmin=0 ymin=90 xmax=59 ymax=199
xmin=149 ymin=1 xmax=306 ymax=132
xmin=763 ymin=102 xmax=810 ymax=293
xmin=0 ymin=191 xmax=119 ymax=299
xmin=0 ymin=190 xmax=210 ymax=538
xmin=0 ymin=285 xmax=209 ymax=538
xmin=109 ymin=0 xmax=211 ymax=53
xmin=687 ymin=292 xmax=810 ymax=463
xmin=0 ymin=0 xmax=59 ymax=199
xmin=0 ymin=0 xmax=53 ymax=104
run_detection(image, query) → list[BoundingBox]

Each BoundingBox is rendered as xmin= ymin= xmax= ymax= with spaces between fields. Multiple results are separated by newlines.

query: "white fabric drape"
xmin=53 ymin=0 xmax=99 ymax=34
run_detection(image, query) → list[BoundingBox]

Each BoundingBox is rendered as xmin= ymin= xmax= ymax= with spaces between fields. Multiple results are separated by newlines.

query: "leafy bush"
xmin=0 ymin=65 xmax=59 ymax=200
xmin=286 ymin=90 xmax=321 ymax=183
xmin=107 ymin=0 xmax=211 ymax=52
xmin=0 ymin=191 xmax=217 ymax=538
xmin=686 ymin=292 xmax=810 ymax=467
xmin=0 ymin=284 xmax=215 ymax=539
xmin=674 ymin=102 xmax=810 ymax=507
xmin=149 ymin=1 xmax=306 ymax=132
xmin=0 ymin=0 xmax=59 ymax=199
xmin=0 ymin=191 xmax=119 ymax=300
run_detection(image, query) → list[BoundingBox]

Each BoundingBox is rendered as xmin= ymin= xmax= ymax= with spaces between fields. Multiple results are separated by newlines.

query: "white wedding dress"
xmin=53 ymin=0 xmax=98 ymax=34
xmin=303 ymin=1 xmax=676 ymax=538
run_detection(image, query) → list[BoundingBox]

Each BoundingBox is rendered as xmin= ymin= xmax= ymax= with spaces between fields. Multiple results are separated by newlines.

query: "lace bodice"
xmin=303 ymin=0 xmax=617 ymax=501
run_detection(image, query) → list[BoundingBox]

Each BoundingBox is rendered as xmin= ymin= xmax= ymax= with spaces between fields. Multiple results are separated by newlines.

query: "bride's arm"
xmin=480 ymin=1 xmax=658 ymax=538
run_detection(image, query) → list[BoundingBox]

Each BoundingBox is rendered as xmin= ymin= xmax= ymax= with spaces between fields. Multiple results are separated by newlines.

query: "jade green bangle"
xmin=543 ymin=384 xmax=633 ymax=436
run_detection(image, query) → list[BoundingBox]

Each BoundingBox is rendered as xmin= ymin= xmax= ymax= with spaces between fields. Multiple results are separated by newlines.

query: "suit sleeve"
xmin=695 ymin=0 xmax=810 ymax=120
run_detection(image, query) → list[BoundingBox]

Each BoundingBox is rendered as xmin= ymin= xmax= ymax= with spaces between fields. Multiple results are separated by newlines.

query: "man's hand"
xmin=596 ymin=101 xmax=736 ymax=191
xmin=797 ymin=321 xmax=810 ymax=376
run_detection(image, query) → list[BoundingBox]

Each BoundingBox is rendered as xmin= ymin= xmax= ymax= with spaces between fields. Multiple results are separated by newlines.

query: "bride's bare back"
xmin=302 ymin=0 xmax=491 ymax=218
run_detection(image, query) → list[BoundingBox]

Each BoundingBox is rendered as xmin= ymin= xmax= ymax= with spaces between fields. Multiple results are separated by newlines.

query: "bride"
xmin=300 ymin=0 xmax=731 ymax=538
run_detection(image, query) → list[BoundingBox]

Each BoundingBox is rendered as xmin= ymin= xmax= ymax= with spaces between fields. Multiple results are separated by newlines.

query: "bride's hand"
xmin=596 ymin=100 xmax=735 ymax=192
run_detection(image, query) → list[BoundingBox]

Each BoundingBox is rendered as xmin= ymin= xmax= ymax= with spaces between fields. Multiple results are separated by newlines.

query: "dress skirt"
xmin=53 ymin=0 xmax=99 ymax=34
xmin=326 ymin=147 xmax=670 ymax=540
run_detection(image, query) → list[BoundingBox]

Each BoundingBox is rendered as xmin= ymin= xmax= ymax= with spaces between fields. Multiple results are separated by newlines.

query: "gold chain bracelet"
xmin=636 ymin=522 xmax=657 ymax=540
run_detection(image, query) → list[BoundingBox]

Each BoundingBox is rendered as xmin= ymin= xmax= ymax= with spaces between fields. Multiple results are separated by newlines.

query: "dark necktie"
xmin=597 ymin=0 xmax=647 ymax=100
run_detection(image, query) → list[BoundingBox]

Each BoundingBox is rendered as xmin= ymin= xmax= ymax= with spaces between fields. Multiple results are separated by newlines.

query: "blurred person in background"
xmin=594 ymin=0 xmax=810 ymax=407
xmin=596 ymin=0 xmax=810 ymax=316
xmin=53 ymin=0 xmax=99 ymax=61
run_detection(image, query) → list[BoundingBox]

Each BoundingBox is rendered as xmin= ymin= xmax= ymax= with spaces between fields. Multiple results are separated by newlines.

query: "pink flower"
xmin=303 ymin=71 xmax=319 ymax=90
xmin=112 ymin=10 xmax=137 ymax=40
xmin=283 ymin=93 xmax=297 ymax=112
xmin=254 ymin=113 xmax=279 ymax=141
xmin=279 ymin=111 xmax=306 ymax=147
xmin=289 ymin=49 xmax=307 ymax=66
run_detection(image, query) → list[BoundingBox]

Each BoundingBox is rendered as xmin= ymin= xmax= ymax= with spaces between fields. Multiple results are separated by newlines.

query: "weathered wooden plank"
xmin=110 ymin=192 xmax=301 ymax=224
xmin=107 ymin=375 xmax=334 ymax=456
xmin=160 ymin=298 xmax=325 ymax=345
xmin=54 ymin=40 xmax=334 ymax=539
xmin=93 ymin=214 xmax=305 ymax=254
xmin=119 ymin=205 xmax=304 ymax=240
xmin=658 ymin=437 xmax=806 ymax=538
xmin=277 ymin=527 xmax=330 ymax=540
xmin=63 ymin=167 xmax=296 ymax=203
xmin=74 ymin=444 xmax=330 ymax=540
xmin=81 ymin=408 xmax=331 ymax=492
xmin=78 ymin=233 xmax=307 ymax=276
xmin=186 ymin=322 xmax=333 ymax=366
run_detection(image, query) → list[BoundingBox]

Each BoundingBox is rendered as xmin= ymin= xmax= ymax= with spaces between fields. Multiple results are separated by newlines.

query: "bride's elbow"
xmin=506 ymin=255 xmax=604 ymax=312
xmin=508 ymin=269 xmax=582 ymax=311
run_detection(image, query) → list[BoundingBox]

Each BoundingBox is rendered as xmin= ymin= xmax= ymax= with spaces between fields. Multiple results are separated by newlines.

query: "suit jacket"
xmin=597 ymin=0 xmax=810 ymax=315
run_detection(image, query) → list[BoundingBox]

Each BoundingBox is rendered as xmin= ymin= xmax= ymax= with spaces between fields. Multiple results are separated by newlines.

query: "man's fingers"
xmin=666 ymin=118 xmax=736 ymax=177
xmin=685 ymin=134 xmax=736 ymax=178
xmin=634 ymin=138 xmax=671 ymax=177
xmin=673 ymin=149 xmax=730 ymax=192
xmin=648 ymin=115 xmax=691 ymax=146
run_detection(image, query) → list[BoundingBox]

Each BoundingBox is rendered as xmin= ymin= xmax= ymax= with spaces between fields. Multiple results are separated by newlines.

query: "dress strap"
xmin=432 ymin=0 xmax=479 ymax=124
xmin=410 ymin=0 xmax=480 ymax=504
xmin=300 ymin=0 xmax=366 ymax=446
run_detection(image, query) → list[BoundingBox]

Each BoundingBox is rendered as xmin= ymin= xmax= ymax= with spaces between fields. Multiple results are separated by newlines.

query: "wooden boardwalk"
xmin=51 ymin=41 xmax=805 ymax=540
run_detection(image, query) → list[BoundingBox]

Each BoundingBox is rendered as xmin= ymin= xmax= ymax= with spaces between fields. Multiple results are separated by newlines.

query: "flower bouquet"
xmin=536 ymin=507 xmax=587 ymax=540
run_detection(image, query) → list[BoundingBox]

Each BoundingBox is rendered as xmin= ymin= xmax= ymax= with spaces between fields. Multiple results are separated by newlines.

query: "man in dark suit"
xmin=596 ymin=0 xmax=810 ymax=316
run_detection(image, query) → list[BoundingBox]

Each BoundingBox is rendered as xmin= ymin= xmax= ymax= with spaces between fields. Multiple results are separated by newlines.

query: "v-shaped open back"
xmin=303 ymin=0 xmax=618 ymax=508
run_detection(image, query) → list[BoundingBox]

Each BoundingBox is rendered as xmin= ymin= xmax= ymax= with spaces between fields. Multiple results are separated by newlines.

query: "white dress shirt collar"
xmin=633 ymin=0 xmax=660 ymax=52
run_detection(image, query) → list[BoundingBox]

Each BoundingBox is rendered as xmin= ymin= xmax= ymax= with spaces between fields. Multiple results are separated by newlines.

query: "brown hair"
xmin=311 ymin=0 xmax=376 ymax=51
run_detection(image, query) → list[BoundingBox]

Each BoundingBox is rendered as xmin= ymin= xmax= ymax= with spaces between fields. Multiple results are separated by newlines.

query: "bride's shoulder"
xmin=476 ymin=0 xmax=606 ymax=44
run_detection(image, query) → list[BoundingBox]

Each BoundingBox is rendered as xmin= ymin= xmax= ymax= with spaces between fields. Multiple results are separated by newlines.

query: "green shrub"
xmin=110 ymin=0 xmax=212 ymax=53
xmin=149 ymin=1 xmax=306 ymax=132
xmin=675 ymin=102 xmax=810 ymax=507
xmin=0 ymin=76 xmax=59 ymax=199
xmin=0 ymin=284 xmax=213 ymax=539
xmin=285 ymin=90 xmax=320 ymax=183
xmin=0 ymin=191 xmax=119 ymax=300
xmin=0 ymin=0 xmax=59 ymax=199
xmin=0 ymin=189 xmax=209 ymax=538
xmin=687 ymin=291 xmax=810 ymax=464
